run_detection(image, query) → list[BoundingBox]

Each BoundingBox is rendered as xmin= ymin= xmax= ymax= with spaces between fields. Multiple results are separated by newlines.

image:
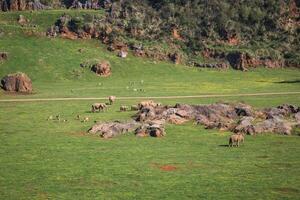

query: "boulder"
xmin=60 ymin=26 xmax=78 ymax=40
xmin=27 ymin=0 xmax=46 ymax=10
xmin=10 ymin=0 xmax=26 ymax=11
xmin=135 ymin=124 xmax=166 ymax=137
xmin=169 ymin=53 xmax=182 ymax=64
xmin=18 ymin=15 xmax=29 ymax=26
xmin=167 ymin=114 xmax=188 ymax=125
xmin=88 ymin=121 xmax=140 ymax=138
xmin=91 ymin=61 xmax=111 ymax=77
xmin=46 ymin=25 xmax=59 ymax=37
xmin=254 ymin=117 xmax=293 ymax=135
xmin=295 ymin=112 xmax=300 ymax=123
xmin=264 ymin=104 xmax=299 ymax=119
xmin=0 ymin=0 xmax=8 ymax=11
xmin=234 ymin=116 xmax=255 ymax=135
xmin=234 ymin=103 xmax=254 ymax=117
xmin=1 ymin=72 xmax=32 ymax=93
xmin=226 ymin=51 xmax=248 ymax=71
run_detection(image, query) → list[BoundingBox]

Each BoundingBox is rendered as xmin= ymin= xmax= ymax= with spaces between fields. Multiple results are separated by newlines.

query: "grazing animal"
xmin=76 ymin=115 xmax=80 ymax=120
xmin=91 ymin=103 xmax=107 ymax=112
xmin=108 ymin=96 xmax=116 ymax=105
xmin=56 ymin=115 xmax=61 ymax=121
xmin=120 ymin=105 xmax=129 ymax=112
xmin=131 ymin=105 xmax=139 ymax=111
xmin=82 ymin=117 xmax=89 ymax=122
xmin=229 ymin=134 xmax=244 ymax=147
xmin=47 ymin=115 xmax=53 ymax=121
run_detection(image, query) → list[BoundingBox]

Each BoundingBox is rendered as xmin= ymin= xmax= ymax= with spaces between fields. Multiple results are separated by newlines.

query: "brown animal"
xmin=229 ymin=134 xmax=244 ymax=147
xmin=138 ymin=100 xmax=159 ymax=109
xmin=108 ymin=96 xmax=116 ymax=105
xmin=91 ymin=103 xmax=107 ymax=112
xmin=120 ymin=105 xmax=129 ymax=112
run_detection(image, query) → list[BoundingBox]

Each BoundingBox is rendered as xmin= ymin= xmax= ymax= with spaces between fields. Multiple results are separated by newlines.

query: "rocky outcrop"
xmin=0 ymin=0 xmax=46 ymax=11
xmin=69 ymin=0 xmax=101 ymax=9
xmin=87 ymin=102 xmax=300 ymax=139
xmin=201 ymin=48 xmax=285 ymax=71
xmin=26 ymin=0 xmax=46 ymax=10
xmin=88 ymin=121 xmax=140 ymax=138
xmin=227 ymin=52 xmax=284 ymax=71
xmin=91 ymin=61 xmax=111 ymax=77
xmin=135 ymin=123 xmax=166 ymax=137
xmin=134 ymin=102 xmax=299 ymax=135
xmin=1 ymin=72 xmax=32 ymax=93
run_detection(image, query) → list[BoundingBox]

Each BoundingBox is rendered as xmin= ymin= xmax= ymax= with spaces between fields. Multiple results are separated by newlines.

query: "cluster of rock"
xmin=88 ymin=101 xmax=300 ymax=139
xmin=0 ymin=0 xmax=46 ymax=11
xmin=69 ymin=0 xmax=101 ymax=10
xmin=1 ymin=72 xmax=32 ymax=93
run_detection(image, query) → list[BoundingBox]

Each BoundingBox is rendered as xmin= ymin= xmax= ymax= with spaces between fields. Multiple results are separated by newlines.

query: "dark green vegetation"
xmin=45 ymin=0 xmax=300 ymax=68
xmin=0 ymin=9 xmax=300 ymax=200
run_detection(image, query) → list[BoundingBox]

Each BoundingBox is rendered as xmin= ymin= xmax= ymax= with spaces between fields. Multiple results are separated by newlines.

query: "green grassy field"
xmin=0 ymin=10 xmax=300 ymax=199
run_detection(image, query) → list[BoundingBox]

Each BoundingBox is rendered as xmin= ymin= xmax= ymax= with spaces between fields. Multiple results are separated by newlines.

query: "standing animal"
xmin=56 ymin=115 xmax=61 ymax=121
xmin=131 ymin=105 xmax=139 ymax=111
xmin=229 ymin=134 xmax=244 ymax=147
xmin=76 ymin=115 xmax=81 ymax=120
xmin=91 ymin=103 xmax=107 ymax=112
xmin=108 ymin=96 xmax=116 ymax=105
xmin=120 ymin=105 xmax=129 ymax=112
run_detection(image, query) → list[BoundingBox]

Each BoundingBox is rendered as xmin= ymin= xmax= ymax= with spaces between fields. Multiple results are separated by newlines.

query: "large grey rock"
xmin=88 ymin=120 xmax=140 ymax=138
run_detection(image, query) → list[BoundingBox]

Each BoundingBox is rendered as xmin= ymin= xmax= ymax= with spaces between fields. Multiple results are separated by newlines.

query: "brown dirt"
xmin=159 ymin=165 xmax=178 ymax=171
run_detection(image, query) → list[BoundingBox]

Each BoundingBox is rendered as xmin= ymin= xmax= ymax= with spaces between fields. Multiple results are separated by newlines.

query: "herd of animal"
xmin=47 ymin=95 xmax=245 ymax=147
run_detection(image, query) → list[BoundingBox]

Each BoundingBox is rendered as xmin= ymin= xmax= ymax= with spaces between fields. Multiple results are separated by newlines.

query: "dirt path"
xmin=0 ymin=91 xmax=299 ymax=103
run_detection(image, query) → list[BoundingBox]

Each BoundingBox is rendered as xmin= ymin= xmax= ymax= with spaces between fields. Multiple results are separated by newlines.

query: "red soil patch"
xmin=159 ymin=165 xmax=177 ymax=171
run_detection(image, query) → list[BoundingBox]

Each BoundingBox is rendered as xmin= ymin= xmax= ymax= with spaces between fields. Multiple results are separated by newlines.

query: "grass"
xmin=0 ymin=10 xmax=300 ymax=199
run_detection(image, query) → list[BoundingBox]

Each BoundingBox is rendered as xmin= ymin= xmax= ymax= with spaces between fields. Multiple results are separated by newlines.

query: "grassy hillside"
xmin=0 ymin=10 xmax=300 ymax=200
xmin=0 ymin=11 xmax=300 ymax=99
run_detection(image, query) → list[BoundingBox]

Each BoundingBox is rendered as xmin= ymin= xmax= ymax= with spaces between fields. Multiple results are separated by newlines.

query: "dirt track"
xmin=0 ymin=91 xmax=299 ymax=102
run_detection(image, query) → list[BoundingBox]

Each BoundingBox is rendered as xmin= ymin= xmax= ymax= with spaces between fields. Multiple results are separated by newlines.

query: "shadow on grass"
xmin=274 ymin=79 xmax=300 ymax=84
xmin=218 ymin=144 xmax=229 ymax=147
